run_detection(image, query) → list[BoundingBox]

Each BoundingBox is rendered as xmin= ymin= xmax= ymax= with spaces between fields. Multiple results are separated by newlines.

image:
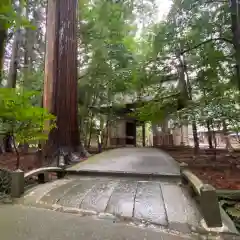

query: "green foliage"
xmin=0 ymin=88 xmax=56 ymax=144
xmin=0 ymin=0 xmax=33 ymax=30
xmin=78 ymin=0 xmax=160 ymax=139
xmin=130 ymin=0 xmax=240 ymax=137
xmin=2 ymin=0 xmax=239 ymax=150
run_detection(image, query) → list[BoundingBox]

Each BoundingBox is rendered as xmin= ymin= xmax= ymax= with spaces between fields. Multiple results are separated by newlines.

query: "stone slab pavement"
xmin=19 ymin=176 xmax=202 ymax=233
xmin=67 ymin=148 xmax=180 ymax=176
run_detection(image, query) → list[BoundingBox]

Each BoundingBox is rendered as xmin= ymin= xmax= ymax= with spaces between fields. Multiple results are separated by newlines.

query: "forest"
xmin=0 ymin=0 xmax=240 ymax=229
xmin=1 ymin=0 xmax=240 ymax=154
xmin=0 ymin=2 xmax=240 ymax=161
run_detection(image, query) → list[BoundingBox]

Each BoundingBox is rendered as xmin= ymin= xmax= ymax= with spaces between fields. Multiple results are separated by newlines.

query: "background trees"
xmin=0 ymin=0 xmax=240 ymax=154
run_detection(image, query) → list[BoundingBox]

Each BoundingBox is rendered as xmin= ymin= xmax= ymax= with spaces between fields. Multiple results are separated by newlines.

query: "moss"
xmin=219 ymin=194 xmax=240 ymax=232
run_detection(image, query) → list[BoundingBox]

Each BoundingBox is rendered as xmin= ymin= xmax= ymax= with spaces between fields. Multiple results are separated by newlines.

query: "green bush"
xmin=0 ymin=88 xmax=56 ymax=168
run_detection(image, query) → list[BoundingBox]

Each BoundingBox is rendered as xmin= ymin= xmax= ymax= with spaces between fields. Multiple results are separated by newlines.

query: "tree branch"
xmin=181 ymin=37 xmax=232 ymax=54
xmin=204 ymin=0 xmax=227 ymax=4
xmin=189 ymin=0 xmax=228 ymax=11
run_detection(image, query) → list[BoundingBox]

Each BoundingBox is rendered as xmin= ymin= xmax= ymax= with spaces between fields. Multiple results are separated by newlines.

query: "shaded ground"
xmin=0 ymin=205 xmax=217 ymax=240
xmin=161 ymin=146 xmax=240 ymax=190
xmin=0 ymin=152 xmax=41 ymax=171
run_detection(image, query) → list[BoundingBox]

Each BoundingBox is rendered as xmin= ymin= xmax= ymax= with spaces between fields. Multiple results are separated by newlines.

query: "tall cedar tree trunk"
xmin=18 ymin=1 xmax=36 ymax=152
xmin=4 ymin=26 xmax=21 ymax=153
xmin=44 ymin=0 xmax=80 ymax=153
xmin=177 ymin=53 xmax=189 ymax=147
xmin=23 ymin=0 xmax=32 ymax=84
xmin=202 ymin=88 xmax=213 ymax=149
xmin=180 ymin=125 xmax=184 ymax=145
xmin=0 ymin=29 xmax=7 ymax=84
xmin=103 ymin=119 xmax=110 ymax=148
xmin=87 ymin=113 xmax=94 ymax=149
xmin=206 ymin=119 xmax=213 ymax=149
xmin=192 ymin=121 xmax=199 ymax=150
xmin=7 ymin=28 xmax=21 ymax=88
xmin=182 ymin=55 xmax=199 ymax=150
xmin=0 ymin=28 xmax=6 ymax=153
xmin=229 ymin=0 xmax=240 ymax=90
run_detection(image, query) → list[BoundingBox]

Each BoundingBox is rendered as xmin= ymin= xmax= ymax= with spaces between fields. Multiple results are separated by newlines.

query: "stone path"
xmin=68 ymin=148 xmax=180 ymax=176
xmin=0 ymin=205 xmax=197 ymax=240
xmin=19 ymin=176 xmax=201 ymax=233
xmin=1 ymin=148 xmax=238 ymax=239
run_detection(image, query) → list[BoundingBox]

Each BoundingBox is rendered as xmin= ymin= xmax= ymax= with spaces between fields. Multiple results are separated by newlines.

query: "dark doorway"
xmin=126 ymin=121 xmax=136 ymax=145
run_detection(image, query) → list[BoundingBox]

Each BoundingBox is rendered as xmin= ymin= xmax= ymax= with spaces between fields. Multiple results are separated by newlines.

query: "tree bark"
xmin=103 ymin=119 xmax=110 ymax=148
xmin=180 ymin=125 xmax=184 ymax=145
xmin=7 ymin=28 xmax=21 ymax=88
xmin=0 ymin=29 xmax=7 ymax=85
xmin=206 ymin=119 xmax=213 ymax=149
xmin=181 ymin=54 xmax=199 ymax=151
xmin=3 ymin=133 xmax=13 ymax=153
xmin=23 ymin=0 xmax=33 ymax=85
xmin=4 ymin=18 xmax=22 ymax=152
xmin=192 ymin=120 xmax=199 ymax=151
xmin=87 ymin=114 xmax=94 ymax=149
xmin=177 ymin=53 xmax=189 ymax=109
xmin=44 ymin=0 xmax=81 ymax=154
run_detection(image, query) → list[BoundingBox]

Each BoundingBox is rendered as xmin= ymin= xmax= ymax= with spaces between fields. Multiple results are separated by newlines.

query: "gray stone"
xmin=11 ymin=147 xmax=238 ymax=237
xmin=80 ymin=179 xmax=118 ymax=212
xmin=0 ymin=205 xmax=196 ymax=240
xmin=68 ymin=148 xmax=180 ymax=177
xmin=11 ymin=169 xmax=24 ymax=198
xmin=105 ymin=179 xmax=137 ymax=218
xmin=134 ymin=181 xmax=167 ymax=225
xmin=40 ymin=180 xmax=79 ymax=205
xmin=200 ymin=184 xmax=222 ymax=228
xmin=161 ymin=182 xmax=201 ymax=233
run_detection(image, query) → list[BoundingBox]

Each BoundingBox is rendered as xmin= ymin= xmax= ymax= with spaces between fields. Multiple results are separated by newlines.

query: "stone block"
xmin=11 ymin=170 xmax=24 ymax=198
xmin=200 ymin=184 xmax=222 ymax=228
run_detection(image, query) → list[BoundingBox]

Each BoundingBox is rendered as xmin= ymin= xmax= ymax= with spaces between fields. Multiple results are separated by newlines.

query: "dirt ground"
xmin=0 ymin=152 xmax=41 ymax=171
xmin=1 ymin=147 xmax=240 ymax=190
xmin=161 ymin=146 xmax=240 ymax=190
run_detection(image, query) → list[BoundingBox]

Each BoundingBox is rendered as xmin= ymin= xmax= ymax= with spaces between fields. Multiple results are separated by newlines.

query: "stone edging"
xmin=181 ymin=169 xmax=222 ymax=228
